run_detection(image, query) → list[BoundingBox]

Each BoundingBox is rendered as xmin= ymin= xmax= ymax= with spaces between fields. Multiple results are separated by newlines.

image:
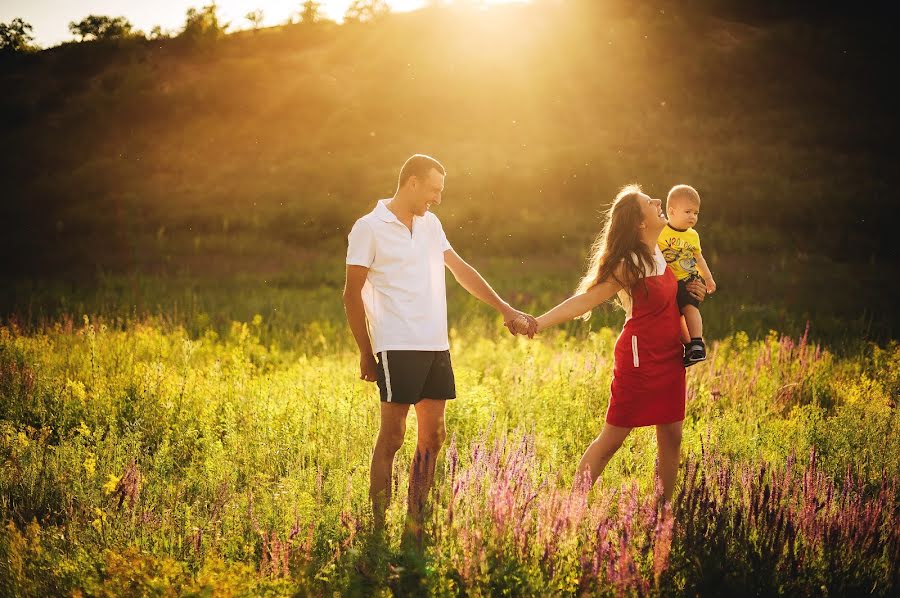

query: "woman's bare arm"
xmin=536 ymin=266 xmax=625 ymax=332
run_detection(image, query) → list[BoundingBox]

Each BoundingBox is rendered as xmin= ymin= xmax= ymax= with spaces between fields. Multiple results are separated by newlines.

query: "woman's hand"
xmin=686 ymin=279 xmax=707 ymax=302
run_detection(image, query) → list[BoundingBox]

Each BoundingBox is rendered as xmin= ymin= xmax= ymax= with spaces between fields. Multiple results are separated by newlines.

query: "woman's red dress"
xmin=606 ymin=254 xmax=686 ymax=427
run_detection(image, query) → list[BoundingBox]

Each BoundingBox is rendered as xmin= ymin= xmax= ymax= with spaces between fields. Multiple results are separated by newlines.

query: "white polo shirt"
xmin=346 ymin=199 xmax=453 ymax=354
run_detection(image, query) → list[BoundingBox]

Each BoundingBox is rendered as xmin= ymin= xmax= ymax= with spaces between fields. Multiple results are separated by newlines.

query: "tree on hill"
xmin=181 ymin=3 xmax=229 ymax=43
xmin=300 ymin=1 xmax=323 ymax=24
xmin=245 ymin=9 xmax=264 ymax=31
xmin=0 ymin=18 xmax=37 ymax=53
xmin=344 ymin=0 xmax=390 ymax=24
xmin=149 ymin=26 xmax=171 ymax=40
xmin=68 ymin=15 xmax=134 ymax=41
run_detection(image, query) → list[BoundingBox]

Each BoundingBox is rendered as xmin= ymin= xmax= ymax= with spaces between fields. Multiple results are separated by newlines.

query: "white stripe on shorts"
xmin=631 ymin=335 xmax=639 ymax=368
xmin=381 ymin=351 xmax=393 ymax=402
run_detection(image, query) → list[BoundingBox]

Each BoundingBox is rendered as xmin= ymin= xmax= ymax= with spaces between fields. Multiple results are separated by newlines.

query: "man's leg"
xmin=408 ymin=398 xmax=447 ymax=522
xmin=371 ymin=402 xmax=410 ymax=528
xmin=656 ymin=420 xmax=683 ymax=503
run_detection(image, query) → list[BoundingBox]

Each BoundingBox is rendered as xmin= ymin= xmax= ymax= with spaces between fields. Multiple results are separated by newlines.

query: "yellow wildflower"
xmin=66 ymin=379 xmax=87 ymax=404
xmin=103 ymin=474 xmax=121 ymax=495
xmin=91 ymin=507 xmax=107 ymax=532
xmin=77 ymin=421 xmax=91 ymax=438
xmin=83 ymin=453 xmax=97 ymax=477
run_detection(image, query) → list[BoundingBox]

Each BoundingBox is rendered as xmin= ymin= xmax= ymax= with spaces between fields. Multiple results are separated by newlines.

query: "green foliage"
xmin=344 ymin=0 xmax=391 ymax=24
xmin=68 ymin=15 xmax=135 ymax=42
xmin=244 ymin=10 xmax=264 ymax=31
xmin=0 ymin=18 xmax=36 ymax=54
xmin=299 ymin=1 xmax=323 ymax=25
xmin=180 ymin=3 xmax=229 ymax=45
xmin=148 ymin=26 xmax=170 ymax=41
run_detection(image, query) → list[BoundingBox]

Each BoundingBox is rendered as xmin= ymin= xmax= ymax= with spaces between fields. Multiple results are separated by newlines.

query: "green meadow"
xmin=1 ymin=307 xmax=898 ymax=595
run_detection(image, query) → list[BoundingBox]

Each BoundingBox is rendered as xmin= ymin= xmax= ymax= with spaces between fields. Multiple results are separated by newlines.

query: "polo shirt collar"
xmin=375 ymin=199 xmax=421 ymax=226
xmin=375 ymin=199 xmax=399 ymax=223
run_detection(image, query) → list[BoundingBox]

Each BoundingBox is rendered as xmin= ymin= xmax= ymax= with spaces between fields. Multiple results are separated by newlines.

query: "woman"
xmin=513 ymin=184 xmax=704 ymax=502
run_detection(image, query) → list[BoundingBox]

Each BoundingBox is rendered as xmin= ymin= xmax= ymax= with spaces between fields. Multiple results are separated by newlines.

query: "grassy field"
xmin=1 ymin=303 xmax=898 ymax=595
xmin=4 ymin=243 xmax=896 ymax=348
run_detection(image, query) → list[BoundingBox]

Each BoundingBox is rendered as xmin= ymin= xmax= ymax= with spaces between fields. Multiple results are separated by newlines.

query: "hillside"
xmin=1 ymin=0 xmax=896 ymax=280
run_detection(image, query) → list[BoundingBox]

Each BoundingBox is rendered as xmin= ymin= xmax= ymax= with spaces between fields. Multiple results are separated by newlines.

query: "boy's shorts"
xmin=676 ymin=274 xmax=704 ymax=310
xmin=375 ymin=350 xmax=456 ymax=405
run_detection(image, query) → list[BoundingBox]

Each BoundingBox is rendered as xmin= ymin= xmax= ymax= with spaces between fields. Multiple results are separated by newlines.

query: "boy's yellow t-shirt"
xmin=658 ymin=224 xmax=702 ymax=281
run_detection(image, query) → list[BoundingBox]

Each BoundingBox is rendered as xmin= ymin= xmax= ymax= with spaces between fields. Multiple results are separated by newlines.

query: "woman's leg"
xmin=655 ymin=420 xmax=684 ymax=503
xmin=574 ymin=423 xmax=632 ymax=491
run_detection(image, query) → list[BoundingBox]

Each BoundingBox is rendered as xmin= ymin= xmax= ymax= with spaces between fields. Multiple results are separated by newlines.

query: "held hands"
xmin=502 ymin=306 xmax=538 ymax=339
xmin=507 ymin=314 xmax=539 ymax=338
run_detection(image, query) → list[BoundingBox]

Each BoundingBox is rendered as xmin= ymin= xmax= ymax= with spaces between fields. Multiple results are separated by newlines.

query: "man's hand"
xmin=705 ymin=278 xmax=717 ymax=295
xmin=360 ymin=353 xmax=378 ymax=382
xmin=686 ymin=279 xmax=707 ymax=302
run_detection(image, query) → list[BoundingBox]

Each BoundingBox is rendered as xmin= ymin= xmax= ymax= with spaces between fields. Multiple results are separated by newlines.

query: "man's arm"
xmin=694 ymin=251 xmax=716 ymax=294
xmin=343 ymin=265 xmax=377 ymax=382
xmin=444 ymin=249 xmax=534 ymax=332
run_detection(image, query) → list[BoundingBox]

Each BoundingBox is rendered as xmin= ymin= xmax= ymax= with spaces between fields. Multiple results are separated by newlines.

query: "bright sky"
xmin=1 ymin=1 xmax=527 ymax=48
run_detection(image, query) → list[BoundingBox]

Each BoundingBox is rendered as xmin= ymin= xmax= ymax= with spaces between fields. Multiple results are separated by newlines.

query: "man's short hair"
xmin=398 ymin=154 xmax=446 ymax=189
xmin=666 ymin=184 xmax=701 ymax=209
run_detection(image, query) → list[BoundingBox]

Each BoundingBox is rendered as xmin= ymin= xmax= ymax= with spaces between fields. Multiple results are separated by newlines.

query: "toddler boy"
xmin=658 ymin=185 xmax=717 ymax=365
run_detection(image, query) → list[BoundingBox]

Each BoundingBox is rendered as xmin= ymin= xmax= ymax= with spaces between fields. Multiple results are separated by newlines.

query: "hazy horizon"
xmin=1 ymin=0 xmax=529 ymax=48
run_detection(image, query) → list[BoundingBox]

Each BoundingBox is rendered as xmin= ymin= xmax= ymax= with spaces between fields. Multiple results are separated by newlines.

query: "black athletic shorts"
xmin=375 ymin=350 xmax=456 ymax=404
xmin=677 ymin=274 xmax=704 ymax=310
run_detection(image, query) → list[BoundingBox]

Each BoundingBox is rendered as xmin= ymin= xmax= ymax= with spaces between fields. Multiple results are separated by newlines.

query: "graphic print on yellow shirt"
xmin=658 ymin=225 xmax=702 ymax=281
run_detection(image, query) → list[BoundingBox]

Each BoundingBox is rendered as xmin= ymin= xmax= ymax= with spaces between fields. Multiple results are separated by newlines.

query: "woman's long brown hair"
xmin=575 ymin=184 xmax=656 ymax=319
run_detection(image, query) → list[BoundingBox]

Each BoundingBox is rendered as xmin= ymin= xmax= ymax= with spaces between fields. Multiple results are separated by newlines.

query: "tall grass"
xmin=0 ymin=314 xmax=897 ymax=595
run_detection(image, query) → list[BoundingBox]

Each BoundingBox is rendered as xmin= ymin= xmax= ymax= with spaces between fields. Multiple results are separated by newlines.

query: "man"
xmin=343 ymin=154 xmax=536 ymax=532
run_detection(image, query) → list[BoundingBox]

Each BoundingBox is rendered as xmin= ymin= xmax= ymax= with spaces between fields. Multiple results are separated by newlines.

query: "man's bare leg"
xmin=408 ymin=399 xmax=447 ymax=524
xmin=370 ymin=402 xmax=410 ymax=529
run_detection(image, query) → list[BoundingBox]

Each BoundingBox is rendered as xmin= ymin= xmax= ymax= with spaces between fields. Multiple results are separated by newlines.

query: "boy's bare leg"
xmin=682 ymin=305 xmax=703 ymax=339
xmin=371 ymin=402 xmax=410 ymax=529
xmin=408 ymin=399 xmax=447 ymax=524
xmin=679 ymin=316 xmax=691 ymax=344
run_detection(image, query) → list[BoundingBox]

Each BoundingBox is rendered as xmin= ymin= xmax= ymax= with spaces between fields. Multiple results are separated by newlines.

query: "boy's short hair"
xmin=666 ymin=184 xmax=701 ymax=209
xmin=398 ymin=154 xmax=446 ymax=189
